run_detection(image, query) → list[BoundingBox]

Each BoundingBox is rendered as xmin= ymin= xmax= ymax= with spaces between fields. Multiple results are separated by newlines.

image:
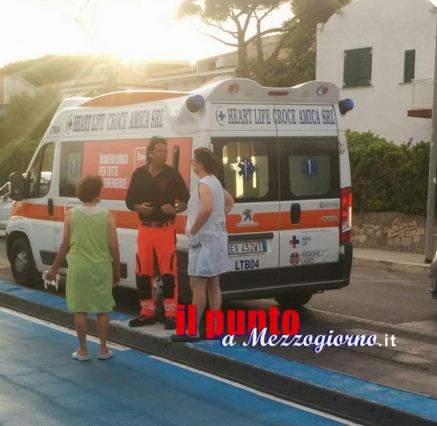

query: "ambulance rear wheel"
xmin=275 ymin=292 xmax=313 ymax=310
xmin=10 ymin=238 xmax=40 ymax=287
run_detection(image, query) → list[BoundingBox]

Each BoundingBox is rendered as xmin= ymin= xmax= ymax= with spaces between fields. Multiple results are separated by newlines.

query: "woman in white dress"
xmin=172 ymin=148 xmax=233 ymax=342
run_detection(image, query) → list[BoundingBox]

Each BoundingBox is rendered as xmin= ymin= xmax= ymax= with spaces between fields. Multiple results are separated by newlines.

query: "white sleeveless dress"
xmin=186 ymin=174 xmax=229 ymax=277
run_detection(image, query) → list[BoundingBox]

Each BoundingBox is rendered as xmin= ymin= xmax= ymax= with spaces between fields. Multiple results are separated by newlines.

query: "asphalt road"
xmin=0 ymin=234 xmax=433 ymax=330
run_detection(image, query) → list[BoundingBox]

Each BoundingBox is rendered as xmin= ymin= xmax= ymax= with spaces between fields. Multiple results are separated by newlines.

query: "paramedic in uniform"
xmin=125 ymin=137 xmax=189 ymax=329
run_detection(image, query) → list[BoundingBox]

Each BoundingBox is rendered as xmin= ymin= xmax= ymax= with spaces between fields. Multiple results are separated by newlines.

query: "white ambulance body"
xmin=6 ymin=78 xmax=353 ymax=308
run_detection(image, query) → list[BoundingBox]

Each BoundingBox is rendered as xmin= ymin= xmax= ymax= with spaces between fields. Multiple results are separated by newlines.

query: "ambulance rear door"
xmin=275 ymin=104 xmax=341 ymax=285
xmin=211 ymin=105 xmax=280 ymax=292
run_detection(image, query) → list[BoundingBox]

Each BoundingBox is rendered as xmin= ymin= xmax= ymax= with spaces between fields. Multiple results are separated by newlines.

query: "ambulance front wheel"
xmin=10 ymin=238 xmax=40 ymax=287
xmin=275 ymin=292 xmax=313 ymax=310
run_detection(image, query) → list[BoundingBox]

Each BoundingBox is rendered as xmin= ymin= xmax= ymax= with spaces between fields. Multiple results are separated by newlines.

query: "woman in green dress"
xmin=46 ymin=175 xmax=120 ymax=361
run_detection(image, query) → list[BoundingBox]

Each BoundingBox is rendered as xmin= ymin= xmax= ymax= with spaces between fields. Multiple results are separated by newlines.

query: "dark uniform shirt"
xmin=125 ymin=164 xmax=190 ymax=223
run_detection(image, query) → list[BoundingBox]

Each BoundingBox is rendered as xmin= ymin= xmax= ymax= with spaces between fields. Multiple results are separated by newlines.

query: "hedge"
xmin=347 ymin=131 xmax=429 ymax=216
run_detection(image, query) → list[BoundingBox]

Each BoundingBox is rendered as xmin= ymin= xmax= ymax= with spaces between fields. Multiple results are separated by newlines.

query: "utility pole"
xmin=425 ymin=13 xmax=437 ymax=263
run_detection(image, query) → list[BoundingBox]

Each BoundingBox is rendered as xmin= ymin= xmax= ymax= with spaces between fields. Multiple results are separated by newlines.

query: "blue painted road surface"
xmin=0 ymin=307 xmax=353 ymax=426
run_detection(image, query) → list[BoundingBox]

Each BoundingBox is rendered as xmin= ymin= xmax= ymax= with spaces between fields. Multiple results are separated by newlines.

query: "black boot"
xmin=164 ymin=317 xmax=176 ymax=330
xmin=129 ymin=316 xmax=156 ymax=328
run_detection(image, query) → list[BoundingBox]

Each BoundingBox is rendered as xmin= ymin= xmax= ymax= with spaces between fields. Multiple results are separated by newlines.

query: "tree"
xmin=264 ymin=0 xmax=350 ymax=86
xmin=0 ymin=88 xmax=60 ymax=184
xmin=0 ymin=88 xmax=60 ymax=148
xmin=177 ymin=0 xmax=285 ymax=78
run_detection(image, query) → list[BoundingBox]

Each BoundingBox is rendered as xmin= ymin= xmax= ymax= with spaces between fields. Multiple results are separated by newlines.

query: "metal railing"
xmin=411 ymin=78 xmax=433 ymax=109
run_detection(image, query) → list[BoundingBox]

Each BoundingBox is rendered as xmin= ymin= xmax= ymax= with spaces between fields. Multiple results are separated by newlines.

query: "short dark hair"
xmin=194 ymin=147 xmax=218 ymax=175
xmin=147 ymin=136 xmax=167 ymax=161
xmin=76 ymin=175 xmax=103 ymax=202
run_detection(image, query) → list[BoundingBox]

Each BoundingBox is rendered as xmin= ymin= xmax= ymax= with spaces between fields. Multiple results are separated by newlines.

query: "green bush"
xmin=0 ymin=137 xmax=39 ymax=185
xmin=347 ymin=131 xmax=429 ymax=216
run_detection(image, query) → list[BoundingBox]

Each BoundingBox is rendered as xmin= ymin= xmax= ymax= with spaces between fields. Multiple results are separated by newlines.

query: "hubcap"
xmin=15 ymin=251 xmax=29 ymax=274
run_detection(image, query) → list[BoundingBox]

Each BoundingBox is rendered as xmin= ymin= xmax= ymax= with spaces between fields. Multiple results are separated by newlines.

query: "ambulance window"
xmin=60 ymin=141 xmax=84 ymax=197
xmin=214 ymin=139 xmax=276 ymax=202
xmin=27 ymin=143 xmax=55 ymax=198
xmin=279 ymin=137 xmax=339 ymax=200
xmin=172 ymin=146 xmax=180 ymax=171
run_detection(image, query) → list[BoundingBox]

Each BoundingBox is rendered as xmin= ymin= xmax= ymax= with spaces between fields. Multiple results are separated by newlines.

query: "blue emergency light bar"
xmin=186 ymin=94 xmax=205 ymax=113
xmin=338 ymin=98 xmax=354 ymax=115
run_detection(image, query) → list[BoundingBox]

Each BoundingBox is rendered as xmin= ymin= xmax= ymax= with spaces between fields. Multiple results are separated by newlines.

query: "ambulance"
xmin=6 ymin=78 xmax=353 ymax=309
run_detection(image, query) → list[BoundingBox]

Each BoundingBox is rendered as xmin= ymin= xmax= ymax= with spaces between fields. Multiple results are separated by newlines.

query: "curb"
xmin=0 ymin=288 xmax=435 ymax=426
xmin=353 ymin=257 xmax=429 ymax=276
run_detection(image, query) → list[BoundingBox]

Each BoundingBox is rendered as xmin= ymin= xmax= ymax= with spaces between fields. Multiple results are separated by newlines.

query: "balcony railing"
xmin=411 ymin=78 xmax=433 ymax=110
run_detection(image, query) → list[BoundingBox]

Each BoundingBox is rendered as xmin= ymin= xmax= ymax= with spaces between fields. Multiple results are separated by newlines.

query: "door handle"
xmin=290 ymin=203 xmax=301 ymax=224
xmin=48 ymin=198 xmax=54 ymax=216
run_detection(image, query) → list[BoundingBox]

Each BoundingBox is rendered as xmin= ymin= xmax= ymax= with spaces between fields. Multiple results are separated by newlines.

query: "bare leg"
xmin=206 ymin=276 xmax=222 ymax=331
xmin=74 ymin=313 xmax=88 ymax=356
xmin=190 ymin=276 xmax=207 ymax=336
xmin=206 ymin=276 xmax=222 ymax=311
xmin=97 ymin=313 xmax=110 ymax=354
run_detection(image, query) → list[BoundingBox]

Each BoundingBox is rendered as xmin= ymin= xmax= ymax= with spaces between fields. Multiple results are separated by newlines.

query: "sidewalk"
xmin=353 ymin=247 xmax=430 ymax=275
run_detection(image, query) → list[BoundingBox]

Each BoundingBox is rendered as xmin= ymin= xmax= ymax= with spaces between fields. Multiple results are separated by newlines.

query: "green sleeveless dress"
xmin=66 ymin=206 xmax=115 ymax=313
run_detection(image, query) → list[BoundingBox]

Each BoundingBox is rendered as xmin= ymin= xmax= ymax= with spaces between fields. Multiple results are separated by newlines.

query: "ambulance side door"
xmin=24 ymin=142 xmax=57 ymax=271
xmin=213 ymin=137 xmax=280 ymax=291
xmin=54 ymin=141 xmax=84 ymax=270
xmin=277 ymin=136 xmax=341 ymax=284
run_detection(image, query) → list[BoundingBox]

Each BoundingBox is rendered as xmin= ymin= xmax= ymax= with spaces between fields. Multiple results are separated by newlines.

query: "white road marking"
xmin=150 ymin=355 xmax=361 ymax=425
xmin=0 ymin=306 xmax=130 ymax=351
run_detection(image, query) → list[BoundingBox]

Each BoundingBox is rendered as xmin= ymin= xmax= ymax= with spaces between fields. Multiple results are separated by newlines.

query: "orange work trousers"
xmin=136 ymin=224 xmax=178 ymax=319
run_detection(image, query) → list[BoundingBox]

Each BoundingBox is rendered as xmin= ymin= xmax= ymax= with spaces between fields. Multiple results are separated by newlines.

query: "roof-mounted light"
xmin=186 ymin=94 xmax=205 ymax=113
xmin=338 ymin=98 xmax=354 ymax=115
xmin=228 ymin=83 xmax=240 ymax=94
xmin=317 ymin=85 xmax=329 ymax=96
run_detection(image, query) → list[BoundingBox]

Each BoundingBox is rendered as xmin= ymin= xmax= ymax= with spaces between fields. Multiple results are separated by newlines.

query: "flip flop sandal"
xmin=97 ymin=350 xmax=114 ymax=360
xmin=71 ymin=351 xmax=90 ymax=361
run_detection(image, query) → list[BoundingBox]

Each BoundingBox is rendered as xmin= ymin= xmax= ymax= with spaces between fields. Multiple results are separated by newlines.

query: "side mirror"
xmin=9 ymin=172 xmax=26 ymax=201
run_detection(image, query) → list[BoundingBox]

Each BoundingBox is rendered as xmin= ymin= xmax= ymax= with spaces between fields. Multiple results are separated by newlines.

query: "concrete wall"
xmin=353 ymin=212 xmax=430 ymax=253
xmin=316 ymin=0 xmax=436 ymax=143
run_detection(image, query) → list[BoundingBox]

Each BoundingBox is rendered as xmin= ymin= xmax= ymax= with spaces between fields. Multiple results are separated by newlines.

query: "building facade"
xmin=54 ymin=60 xmax=192 ymax=98
xmin=143 ymin=35 xmax=280 ymax=91
xmin=316 ymin=0 xmax=436 ymax=143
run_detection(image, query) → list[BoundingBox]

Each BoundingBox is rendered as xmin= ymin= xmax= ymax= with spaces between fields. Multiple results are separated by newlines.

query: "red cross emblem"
xmin=290 ymin=236 xmax=300 ymax=249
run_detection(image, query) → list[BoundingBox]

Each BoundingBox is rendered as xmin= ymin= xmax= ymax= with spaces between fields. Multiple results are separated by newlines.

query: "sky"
xmin=1 ymin=0 xmax=292 ymax=66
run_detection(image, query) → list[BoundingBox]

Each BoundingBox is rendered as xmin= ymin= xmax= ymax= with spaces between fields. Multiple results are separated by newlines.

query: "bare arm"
xmin=189 ymin=183 xmax=213 ymax=236
xmin=46 ymin=210 xmax=72 ymax=280
xmin=224 ymin=189 xmax=234 ymax=215
xmin=108 ymin=211 xmax=121 ymax=286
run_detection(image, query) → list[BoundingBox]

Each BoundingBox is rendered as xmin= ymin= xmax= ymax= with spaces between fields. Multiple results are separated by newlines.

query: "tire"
xmin=275 ymin=291 xmax=313 ymax=310
xmin=10 ymin=238 xmax=40 ymax=287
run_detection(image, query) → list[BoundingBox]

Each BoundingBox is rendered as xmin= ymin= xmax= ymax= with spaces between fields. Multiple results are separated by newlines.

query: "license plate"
xmin=228 ymin=240 xmax=267 ymax=256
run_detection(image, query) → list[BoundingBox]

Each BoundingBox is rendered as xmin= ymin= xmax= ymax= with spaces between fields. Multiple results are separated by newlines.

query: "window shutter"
xmin=344 ymin=50 xmax=358 ymax=87
xmin=404 ymin=50 xmax=415 ymax=83
xmin=344 ymin=48 xmax=372 ymax=88
xmin=358 ymin=48 xmax=372 ymax=86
